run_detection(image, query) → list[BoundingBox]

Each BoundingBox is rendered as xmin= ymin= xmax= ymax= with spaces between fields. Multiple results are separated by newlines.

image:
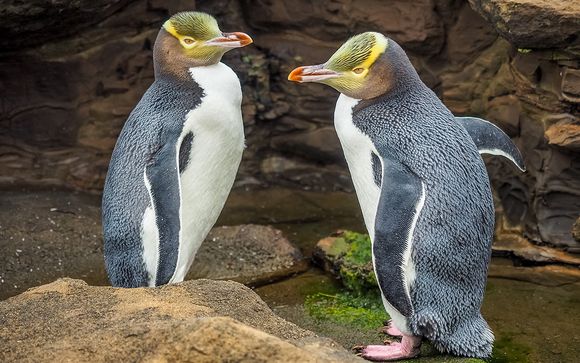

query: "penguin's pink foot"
xmin=379 ymin=320 xmax=403 ymax=337
xmin=354 ymin=336 xmax=421 ymax=361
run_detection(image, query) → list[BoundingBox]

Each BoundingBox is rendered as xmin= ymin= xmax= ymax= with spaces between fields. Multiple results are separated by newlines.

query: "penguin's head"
xmin=288 ymin=32 xmax=415 ymax=99
xmin=159 ymin=11 xmax=252 ymax=67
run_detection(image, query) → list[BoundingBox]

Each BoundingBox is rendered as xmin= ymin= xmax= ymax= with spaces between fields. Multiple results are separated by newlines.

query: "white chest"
xmin=170 ymin=62 xmax=245 ymax=282
xmin=334 ymin=94 xmax=381 ymax=240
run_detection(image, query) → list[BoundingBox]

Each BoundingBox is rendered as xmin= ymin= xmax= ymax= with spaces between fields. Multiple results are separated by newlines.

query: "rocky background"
xmin=0 ymin=0 xmax=578 ymax=250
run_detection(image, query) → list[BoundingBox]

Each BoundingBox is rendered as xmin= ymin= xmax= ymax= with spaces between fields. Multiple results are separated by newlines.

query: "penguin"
xmin=456 ymin=116 xmax=525 ymax=172
xmin=102 ymin=11 xmax=252 ymax=288
xmin=288 ymin=32 xmax=525 ymax=360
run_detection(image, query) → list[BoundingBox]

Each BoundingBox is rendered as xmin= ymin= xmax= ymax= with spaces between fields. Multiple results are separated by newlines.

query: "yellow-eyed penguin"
xmin=102 ymin=11 xmax=252 ymax=287
xmin=288 ymin=32 xmax=524 ymax=360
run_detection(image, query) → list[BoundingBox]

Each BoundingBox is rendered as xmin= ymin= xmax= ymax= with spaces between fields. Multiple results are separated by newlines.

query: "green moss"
xmin=331 ymin=231 xmax=378 ymax=294
xmin=490 ymin=334 xmax=531 ymax=363
xmin=326 ymin=236 xmax=349 ymax=257
xmin=305 ymin=291 xmax=388 ymax=330
xmin=342 ymin=231 xmax=372 ymax=265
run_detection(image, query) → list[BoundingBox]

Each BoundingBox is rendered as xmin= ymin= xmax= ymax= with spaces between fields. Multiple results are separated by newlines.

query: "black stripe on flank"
xmin=371 ymin=152 xmax=382 ymax=187
xmin=374 ymin=154 xmax=422 ymax=317
xmin=179 ymin=132 xmax=194 ymax=173
xmin=146 ymin=142 xmax=181 ymax=286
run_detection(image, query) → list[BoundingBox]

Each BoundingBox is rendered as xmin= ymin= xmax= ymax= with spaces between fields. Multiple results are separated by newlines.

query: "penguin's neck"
xmin=354 ymin=75 xmax=425 ymax=115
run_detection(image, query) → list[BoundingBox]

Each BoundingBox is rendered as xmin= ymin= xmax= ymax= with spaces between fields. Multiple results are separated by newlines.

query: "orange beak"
xmin=206 ymin=32 xmax=253 ymax=48
xmin=288 ymin=64 xmax=339 ymax=83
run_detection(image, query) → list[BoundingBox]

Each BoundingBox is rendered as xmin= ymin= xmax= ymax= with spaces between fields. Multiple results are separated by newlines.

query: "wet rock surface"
xmin=188 ymin=224 xmax=308 ymax=286
xmin=0 ymin=189 xmax=310 ymax=300
xmin=0 ymin=278 xmax=358 ymax=362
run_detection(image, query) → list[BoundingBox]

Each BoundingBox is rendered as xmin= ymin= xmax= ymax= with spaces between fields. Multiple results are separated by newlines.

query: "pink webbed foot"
xmin=355 ymin=336 xmax=421 ymax=361
xmin=379 ymin=320 xmax=403 ymax=337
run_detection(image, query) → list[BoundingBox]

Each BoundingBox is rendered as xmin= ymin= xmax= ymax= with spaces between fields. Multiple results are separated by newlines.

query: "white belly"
xmin=171 ymin=62 xmax=245 ymax=283
xmin=334 ymin=93 xmax=413 ymax=334
xmin=334 ymin=94 xmax=381 ymax=240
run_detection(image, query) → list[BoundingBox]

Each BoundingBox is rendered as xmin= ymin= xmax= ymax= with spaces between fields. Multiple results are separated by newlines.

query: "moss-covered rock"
xmin=313 ymin=230 xmax=378 ymax=294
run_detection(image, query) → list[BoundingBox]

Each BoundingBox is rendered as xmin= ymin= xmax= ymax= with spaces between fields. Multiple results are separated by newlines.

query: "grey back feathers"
xmin=102 ymin=74 xmax=203 ymax=287
xmin=370 ymin=116 xmax=525 ymax=188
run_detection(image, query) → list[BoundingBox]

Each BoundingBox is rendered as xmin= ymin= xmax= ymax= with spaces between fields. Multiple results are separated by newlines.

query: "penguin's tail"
xmin=412 ymin=310 xmax=494 ymax=359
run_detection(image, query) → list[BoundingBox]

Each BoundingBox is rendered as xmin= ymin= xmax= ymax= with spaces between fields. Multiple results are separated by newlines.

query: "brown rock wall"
xmin=0 ymin=0 xmax=578 ymax=248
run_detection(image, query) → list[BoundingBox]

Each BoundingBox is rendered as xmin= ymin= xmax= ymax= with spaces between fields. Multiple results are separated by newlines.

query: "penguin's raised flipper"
xmin=456 ymin=117 xmax=526 ymax=172
xmin=145 ymin=141 xmax=181 ymax=286
xmin=374 ymin=153 xmax=425 ymax=318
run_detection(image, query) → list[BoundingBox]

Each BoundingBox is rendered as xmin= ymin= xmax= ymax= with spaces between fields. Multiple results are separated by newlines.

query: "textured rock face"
xmin=0 ymin=0 xmax=578 ymax=249
xmin=187 ymin=224 xmax=308 ymax=285
xmin=0 ymin=278 xmax=358 ymax=362
xmin=468 ymin=0 xmax=580 ymax=48
xmin=0 ymin=189 xmax=309 ymax=300
xmin=0 ymin=0 xmax=134 ymax=50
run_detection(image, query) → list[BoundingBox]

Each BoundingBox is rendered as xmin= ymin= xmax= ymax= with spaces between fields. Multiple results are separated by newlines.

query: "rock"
xmin=561 ymin=67 xmax=580 ymax=103
xmin=493 ymin=233 xmax=580 ymax=266
xmin=0 ymin=0 xmax=133 ymax=50
xmin=0 ymin=278 xmax=358 ymax=362
xmin=312 ymin=231 xmax=377 ymax=293
xmin=486 ymin=95 xmax=521 ymax=137
xmin=1 ymin=0 xmax=579 ymax=251
xmin=0 ymin=190 xmax=310 ymax=300
xmin=188 ymin=224 xmax=308 ymax=286
xmin=271 ymin=127 xmax=344 ymax=164
xmin=446 ymin=4 xmax=498 ymax=63
xmin=260 ymin=155 xmax=315 ymax=174
xmin=488 ymin=261 xmax=580 ymax=287
xmin=468 ymin=0 xmax=580 ymax=48
xmin=574 ymin=217 xmax=580 ymax=243
xmin=544 ymin=114 xmax=580 ymax=151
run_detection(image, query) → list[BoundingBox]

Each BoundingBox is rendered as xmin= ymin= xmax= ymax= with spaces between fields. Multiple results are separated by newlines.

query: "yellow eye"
xmin=353 ymin=67 xmax=365 ymax=74
xmin=183 ymin=38 xmax=194 ymax=45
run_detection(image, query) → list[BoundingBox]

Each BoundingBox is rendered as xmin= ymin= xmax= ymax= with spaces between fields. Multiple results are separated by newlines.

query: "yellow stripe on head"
xmin=325 ymin=32 xmax=388 ymax=72
xmin=163 ymin=20 xmax=180 ymax=39
xmin=360 ymin=32 xmax=388 ymax=70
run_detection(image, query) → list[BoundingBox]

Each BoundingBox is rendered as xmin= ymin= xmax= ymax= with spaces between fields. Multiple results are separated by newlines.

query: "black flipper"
xmin=374 ymin=152 xmax=424 ymax=318
xmin=456 ymin=116 xmax=526 ymax=172
xmin=145 ymin=141 xmax=181 ymax=286
xmin=179 ymin=132 xmax=194 ymax=173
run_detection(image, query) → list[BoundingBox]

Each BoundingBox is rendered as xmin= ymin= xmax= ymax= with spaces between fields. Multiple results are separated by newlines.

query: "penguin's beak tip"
xmin=288 ymin=67 xmax=305 ymax=82
xmin=235 ymin=32 xmax=253 ymax=46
